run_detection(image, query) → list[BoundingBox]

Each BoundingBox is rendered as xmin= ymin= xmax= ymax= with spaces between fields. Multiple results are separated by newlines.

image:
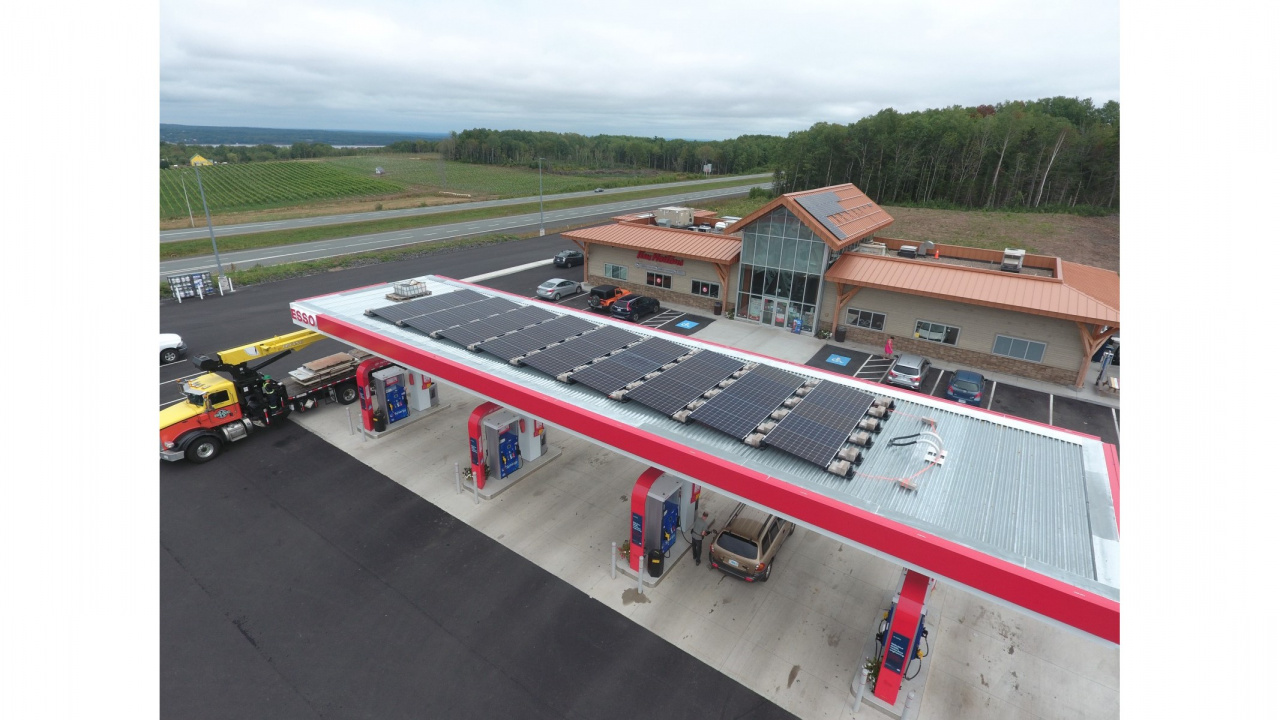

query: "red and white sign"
xmin=290 ymin=305 xmax=317 ymax=327
xmin=637 ymin=251 xmax=684 ymax=266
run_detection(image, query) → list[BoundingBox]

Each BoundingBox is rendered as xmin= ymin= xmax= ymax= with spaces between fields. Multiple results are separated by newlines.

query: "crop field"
xmin=324 ymin=155 xmax=681 ymax=197
xmin=159 ymin=162 xmax=402 ymax=219
xmin=161 ymin=154 xmax=692 ymax=222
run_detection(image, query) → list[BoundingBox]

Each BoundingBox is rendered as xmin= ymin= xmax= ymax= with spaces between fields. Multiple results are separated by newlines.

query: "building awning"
xmin=825 ymin=253 xmax=1120 ymax=326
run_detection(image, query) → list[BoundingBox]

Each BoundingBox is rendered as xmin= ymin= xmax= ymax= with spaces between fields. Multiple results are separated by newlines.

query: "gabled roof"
xmin=564 ymin=224 xmax=741 ymax=264
xmin=728 ymin=183 xmax=894 ymax=252
xmin=825 ymin=253 xmax=1120 ymax=326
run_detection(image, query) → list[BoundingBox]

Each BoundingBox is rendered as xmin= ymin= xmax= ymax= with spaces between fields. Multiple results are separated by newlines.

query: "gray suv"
xmin=885 ymin=353 xmax=932 ymax=391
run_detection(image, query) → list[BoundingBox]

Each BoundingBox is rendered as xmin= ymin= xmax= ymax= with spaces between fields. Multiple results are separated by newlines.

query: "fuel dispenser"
xmin=627 ymin=469 xmax=697 ymax=578
xmin=372 ymin=366 xmax=409 ymax=424
xmin=357 ymin=358 xmax=441 ymax=434
xmin=872 ymin=569 xmax=934 ymax=706
xmin=466 ymin=402 xmax=550 ymax=490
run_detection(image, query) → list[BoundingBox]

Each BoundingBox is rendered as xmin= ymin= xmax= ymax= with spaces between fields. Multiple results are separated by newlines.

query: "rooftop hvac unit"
xmin=919 ymin=241 xmax=936 ymax=257
xmin=897 ymin=245 xmax=918 ymax=258
xmin=857 ymin=240 xmax=888 ymax=256
xmin=1001 ymin=248 xmax=1026 ymax=273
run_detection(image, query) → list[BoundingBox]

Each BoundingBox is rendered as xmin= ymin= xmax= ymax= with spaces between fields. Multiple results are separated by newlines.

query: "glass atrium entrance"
xmin=735 ymin=207 xmax=829 ymax=334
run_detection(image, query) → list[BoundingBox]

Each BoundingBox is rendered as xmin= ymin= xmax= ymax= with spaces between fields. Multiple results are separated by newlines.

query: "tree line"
xmin=771 ymin=97 xmax=1118 ymax=211
xmin=159 ymin=96 xmax=1119 ymax=212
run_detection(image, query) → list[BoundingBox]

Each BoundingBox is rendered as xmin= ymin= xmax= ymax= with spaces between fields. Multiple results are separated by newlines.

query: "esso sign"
xmin=291 ymin=307 xmax=317 ymax=326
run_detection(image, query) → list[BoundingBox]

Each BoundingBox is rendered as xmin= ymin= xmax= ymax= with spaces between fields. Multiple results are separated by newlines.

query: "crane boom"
xmin=192 ymin=329 xmax=329 ymax=383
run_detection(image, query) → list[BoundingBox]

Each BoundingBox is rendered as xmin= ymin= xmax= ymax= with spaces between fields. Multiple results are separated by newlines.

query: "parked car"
xmin=944 ymin=369 xmax=986 ymax=406
xmin=587 ymin=284 xmax=627 ymax=312
xmin=709 ymin=503 xmax=796 ymax=582
xmin=536 ymin=278 xmax=581 ymax=301
xmin=554 ymin=249 xmax=584 ymax=267
xmin=160 ymin=333 xmax=187 ymax=364
xmin=610 ymin=294 xmax=661 ymax=322
xmin=885 ymin=353 xmax=932 ymax=391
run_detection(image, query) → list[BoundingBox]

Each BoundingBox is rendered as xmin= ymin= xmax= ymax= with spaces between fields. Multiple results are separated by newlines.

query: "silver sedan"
xmin=536 ymin=278 xmax=581 ymax=301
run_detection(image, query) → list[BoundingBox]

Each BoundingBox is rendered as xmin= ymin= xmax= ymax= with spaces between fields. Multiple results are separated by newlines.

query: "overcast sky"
xmin=160 ymin=0 xmax=1118 ymax=140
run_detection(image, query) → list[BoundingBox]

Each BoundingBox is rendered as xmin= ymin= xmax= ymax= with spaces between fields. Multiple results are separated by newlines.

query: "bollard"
xmin=472 ymin=473 xmax=479 ymax=505
xmin=611 ymin=542 xmax=617 ymax=579
xmin=347 ymin=407 xmax=355 ymax=435
xmin=903 ymin=690 xmax=916 ymax=714
xmin=637 ymin=553 xmax=645 ymax=595
xmin=454 ymin=462 xmax=462 ymax=495
xmin=852 ymin=665 xmax=869 ymax=711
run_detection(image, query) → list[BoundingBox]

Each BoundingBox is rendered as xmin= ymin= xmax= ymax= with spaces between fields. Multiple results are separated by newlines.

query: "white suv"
xmin=160 ymin=333 xmax=187 ymax=364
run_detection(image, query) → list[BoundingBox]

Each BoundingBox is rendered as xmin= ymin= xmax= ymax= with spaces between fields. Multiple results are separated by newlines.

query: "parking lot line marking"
xmin=1048 ymin=394 xmax=1055 ymax=426
xmin=927 ymin=373 xmax=944 ymax=396
xmin=986 ymin=382 xmax=998 ymax=410
xmin=1111 ymin=407 xmax=1120 ymax=438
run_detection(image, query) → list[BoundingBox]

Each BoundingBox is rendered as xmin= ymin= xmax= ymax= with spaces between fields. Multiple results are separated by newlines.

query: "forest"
xmin=160 ymin=96 xmax=1118 ymax=211
xmin=772 ymin=97 xmax=1119 ymax=211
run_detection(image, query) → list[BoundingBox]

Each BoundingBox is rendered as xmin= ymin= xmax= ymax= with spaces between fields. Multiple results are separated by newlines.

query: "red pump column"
xmin=466 ymin=402 xmax=502 ymax=489
xmin=355 ymin=356 xmax=391 ymax=431
xmin=874 ymin=570 xmax=931 ymax=705
xmin=628 ymin=468 xmax=664 ymax=572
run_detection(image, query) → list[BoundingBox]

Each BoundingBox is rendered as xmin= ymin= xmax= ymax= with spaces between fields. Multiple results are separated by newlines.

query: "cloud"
xmin=161 ymin=0 xmax=1118 ymax=139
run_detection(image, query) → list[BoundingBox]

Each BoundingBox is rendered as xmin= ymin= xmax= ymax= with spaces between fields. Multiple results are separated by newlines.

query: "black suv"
xmin=554 ymin=249 xmax=584 ymax=267
xmin=610 ymin=294 xmax=661 ymax=322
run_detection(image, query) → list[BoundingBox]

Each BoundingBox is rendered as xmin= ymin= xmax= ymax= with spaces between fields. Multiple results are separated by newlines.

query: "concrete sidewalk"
xmin=292 ymin=361 xmax=1119 ymax=718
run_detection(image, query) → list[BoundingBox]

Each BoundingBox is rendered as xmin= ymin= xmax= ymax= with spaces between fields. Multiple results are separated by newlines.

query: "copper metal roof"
xmin=825 ymin=253 xmax=1120 ymax=326
xmin=728 ymin=183 xmax=894 ymax=251
xmin=565 ymin=224 xmax=742 ymax=264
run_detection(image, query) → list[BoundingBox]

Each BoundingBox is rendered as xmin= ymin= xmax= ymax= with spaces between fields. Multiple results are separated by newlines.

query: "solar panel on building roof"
xmin=366 ymin=288 xmax=487 ymax=325
xmin=624 ymin=350 xmax=745 ymax=417
xmin=794 ymin=192 xmax=850 ymax=241
xmin=568 ymin=338 xmax=689 ymax=395
xmin=519 ymin=325 xmax=640 ymax=377
xmin=688 ymin=365 xmax=804 ymax=440
xmin=476 ymin=315 xmax=598 ymax=362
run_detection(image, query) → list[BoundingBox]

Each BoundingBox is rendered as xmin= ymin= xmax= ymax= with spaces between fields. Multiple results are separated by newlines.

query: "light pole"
xmin=192 ymin=163 xmax=226 ymax=277
xmin=537 ymin=157 xmax=546 ymax=236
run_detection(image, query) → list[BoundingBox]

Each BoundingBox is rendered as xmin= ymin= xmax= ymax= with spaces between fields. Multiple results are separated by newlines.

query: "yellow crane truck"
xmin=160 ymin=329 xmax=367 ymax=463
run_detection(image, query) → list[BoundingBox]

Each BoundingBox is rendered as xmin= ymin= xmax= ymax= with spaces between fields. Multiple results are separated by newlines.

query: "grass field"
xmin=161 ymin=154 xmax=698 ymax=221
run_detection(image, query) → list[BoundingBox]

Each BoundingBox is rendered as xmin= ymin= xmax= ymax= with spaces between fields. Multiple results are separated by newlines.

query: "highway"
xmin=160 ymin=173 xmax=772 ymax=242
xmin=160 ymin=181 xmax=768 ymax=277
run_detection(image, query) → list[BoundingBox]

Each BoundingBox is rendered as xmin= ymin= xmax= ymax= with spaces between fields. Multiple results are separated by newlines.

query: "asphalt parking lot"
xmin=801 ymin=344 xmax=1120 ymax=450
xmin=161 ymin=421 xmax=796 ymax=720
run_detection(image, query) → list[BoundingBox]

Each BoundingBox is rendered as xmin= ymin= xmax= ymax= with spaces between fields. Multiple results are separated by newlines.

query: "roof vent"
xmin=919 ymin=241 xmax=936 ymax=257
xmin=897 ymin=245 xmax=918 ymax=259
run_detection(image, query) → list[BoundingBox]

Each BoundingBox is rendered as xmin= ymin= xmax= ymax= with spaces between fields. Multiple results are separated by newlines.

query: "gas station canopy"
xmin=290 ymin=276 xmax=1120 ymax=643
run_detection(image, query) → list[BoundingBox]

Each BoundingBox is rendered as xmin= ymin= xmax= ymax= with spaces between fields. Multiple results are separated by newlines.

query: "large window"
xmin=915 ymin=320 xmax=960 ymax=345
xmin=604 ymin=263 xmax=627 ymax=281
xmin=692 ymin=280 xmax=720 ymax=298
xmin=993 ymin=334 xmax=1046 ymax=363
xmin=845 ymin=307 xmax=885 ymax=331
xmin=734 ymin=207 xmax=827 ymax=333
xmin=646 ymin=272 xmax=672 ymax=289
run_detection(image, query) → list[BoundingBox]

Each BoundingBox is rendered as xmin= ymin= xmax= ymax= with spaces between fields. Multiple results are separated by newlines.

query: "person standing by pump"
xmin=691 ymin=511 xmax=714 ymax=566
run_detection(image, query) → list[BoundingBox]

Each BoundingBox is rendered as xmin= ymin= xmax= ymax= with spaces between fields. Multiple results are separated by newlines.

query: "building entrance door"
xmin=772 ymin=300 xmax=789 ymax=327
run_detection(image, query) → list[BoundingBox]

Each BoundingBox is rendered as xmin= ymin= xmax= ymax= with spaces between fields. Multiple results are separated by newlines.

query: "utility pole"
xmin=180 ymin=172 xmax=195 ymax=227
xmin=192 ymin=163 xmax=225 ymax=277
xmin=537 ymin=157 xmax=546 ymax=237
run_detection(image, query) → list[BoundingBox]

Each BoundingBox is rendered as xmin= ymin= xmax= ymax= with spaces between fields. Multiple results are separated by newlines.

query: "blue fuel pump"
xmin=385 ymin=383 xmax=409 ymax=423
xmin=497 ymin=433 xmax=520 ymax=478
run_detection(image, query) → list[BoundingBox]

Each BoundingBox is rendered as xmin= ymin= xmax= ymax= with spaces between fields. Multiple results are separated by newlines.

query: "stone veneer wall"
xmin=842 ymin=325 xmax=1079 ymax=386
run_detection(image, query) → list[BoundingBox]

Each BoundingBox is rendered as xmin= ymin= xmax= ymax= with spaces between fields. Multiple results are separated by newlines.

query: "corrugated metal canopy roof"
xmin=564 ymin=223 xmax=741 ymax=264
xmin=290 ymin=276 xmax=1120 ymax=642
xmin=826 ymin=253 xmax=1121 ymax=326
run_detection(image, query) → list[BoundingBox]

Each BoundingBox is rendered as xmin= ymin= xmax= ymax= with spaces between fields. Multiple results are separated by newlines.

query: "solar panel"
xmin=688 ymin=365 xmax=804 ymax=440
xmin=760 ymin=414 xmax=851 ymax=467
xmin=476 ymin=315 xmax=599 ymax=362
xmin=438 ymin=305 xmax=556 ymax=348
xmin=624 ymin=350 xmax=745 ymax=416
xmin=569 ymin=338 xmax=690 ymax=395
xmin=787 ymin=381 xmax=877 ymax=429
xmin=367 ymin=288 xmax=486 ymax=324
xmin=520 ymin=326 xmax=640 ymax=378
xmin=759 ymin=381 xmax=876 ymax=469
xmin=402 ymin=296 xmax=519 ymax=335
